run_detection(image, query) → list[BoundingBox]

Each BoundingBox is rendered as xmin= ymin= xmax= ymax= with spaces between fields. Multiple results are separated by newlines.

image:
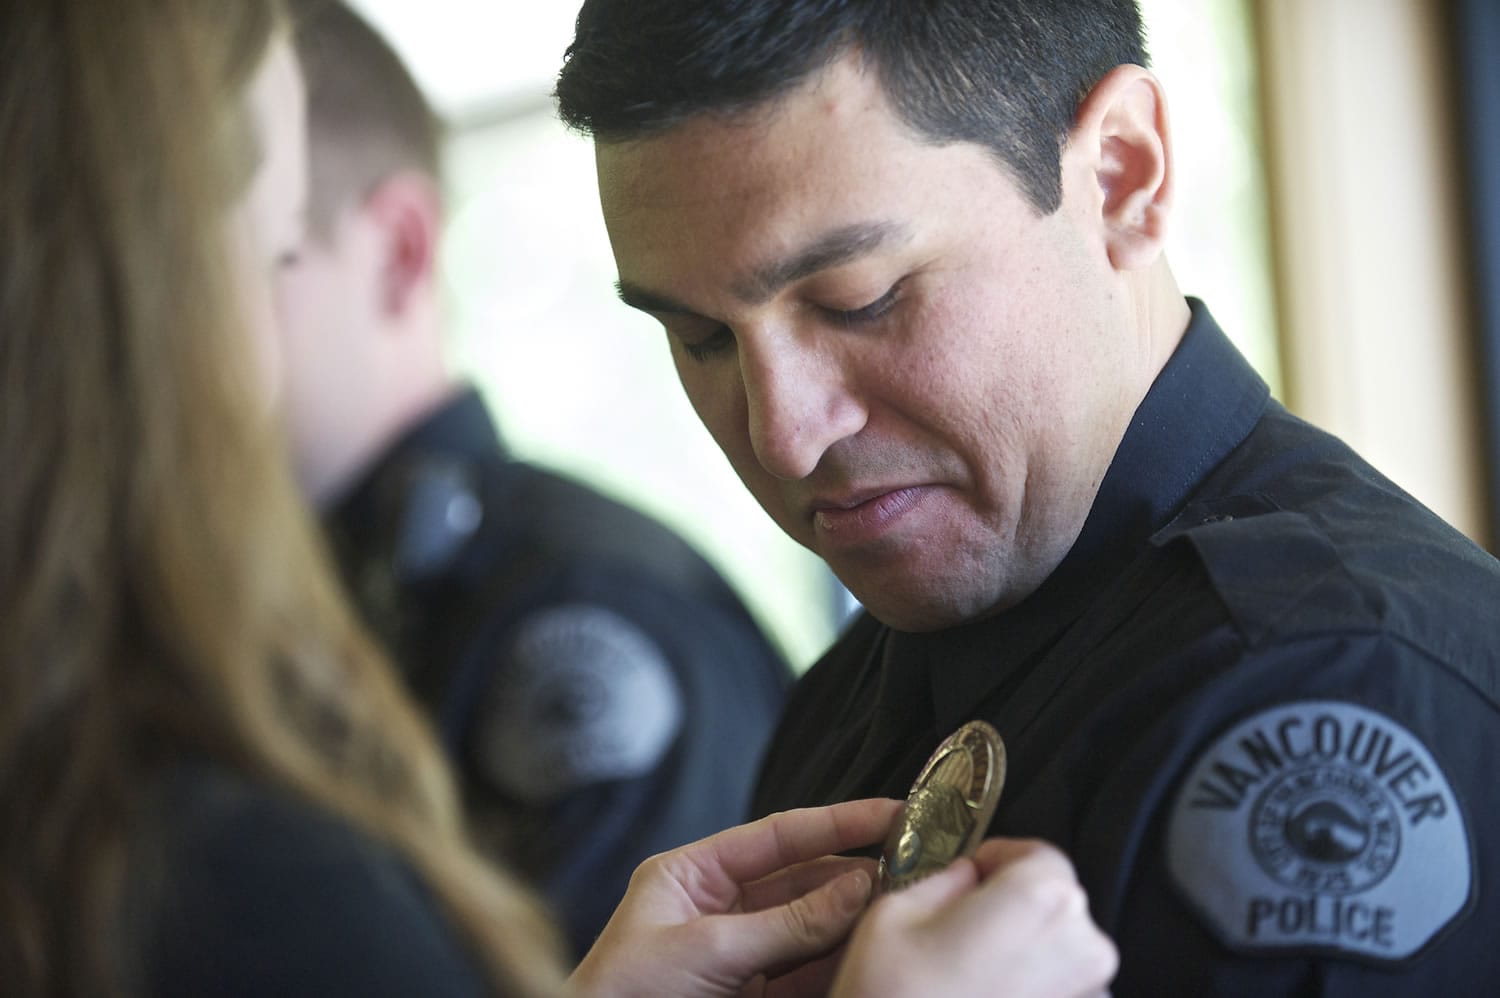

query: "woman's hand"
xmin=829 ymin=838 xmax=1118 ymax=998
xmin=568 ymin=798 xmax=902 ymax=998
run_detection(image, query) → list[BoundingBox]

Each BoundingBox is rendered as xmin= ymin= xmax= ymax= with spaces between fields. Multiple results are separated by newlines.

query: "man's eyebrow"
xmin=735 ymin=221 xmax=910 ymax=304
xmin=613 ymin=220 xmax=911 ymax=318
xmin=615 ymin=281 xmax=698 ymax=316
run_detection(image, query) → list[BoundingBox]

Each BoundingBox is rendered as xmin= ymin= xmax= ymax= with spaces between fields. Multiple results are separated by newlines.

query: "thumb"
xmin=711 ymin=868 xmax=874 ymax=978
xmin=872 ymin=857 xmax=979 ymax=920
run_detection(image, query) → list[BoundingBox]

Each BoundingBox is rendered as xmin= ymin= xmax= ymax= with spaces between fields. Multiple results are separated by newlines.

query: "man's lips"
xmin=811 ymin=485 xmax=928 ymax=537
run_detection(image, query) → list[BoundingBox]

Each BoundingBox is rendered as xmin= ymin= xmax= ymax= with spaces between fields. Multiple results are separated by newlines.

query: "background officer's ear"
xmin=361 ymin=170 xmax=444 ymax=320
xmin=1063 ymin=63 xmax=1175 ymax=272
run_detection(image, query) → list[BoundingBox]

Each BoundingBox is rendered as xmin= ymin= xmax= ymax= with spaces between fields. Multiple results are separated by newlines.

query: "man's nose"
xmin=738 ymin=328 xmax=865 ymax=481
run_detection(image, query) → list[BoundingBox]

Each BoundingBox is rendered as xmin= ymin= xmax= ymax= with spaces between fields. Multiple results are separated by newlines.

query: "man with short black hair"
xmin=557 ymin=0 xmax=1500 ymax=992
xmin=278 ymin=0 xmax=791 ymax=958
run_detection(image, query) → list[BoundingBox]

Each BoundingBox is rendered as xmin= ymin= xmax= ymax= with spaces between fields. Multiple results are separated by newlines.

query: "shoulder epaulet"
xmin=1150 ymin=493 xmax=1379 ymax=648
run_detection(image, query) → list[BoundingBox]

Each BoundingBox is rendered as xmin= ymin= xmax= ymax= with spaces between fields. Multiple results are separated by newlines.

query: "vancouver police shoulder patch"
xmin=471 ymin=604 xmax=683 ymax=805
xmin=1166 ymin=700 xmax=1472 ymax=962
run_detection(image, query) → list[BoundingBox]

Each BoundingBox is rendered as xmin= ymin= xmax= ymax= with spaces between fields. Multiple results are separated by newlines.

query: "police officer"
xmin=557 ymin=0 xmax=1500 ymax=993
xmin=277 ymin=1 xmax=790 ymax=958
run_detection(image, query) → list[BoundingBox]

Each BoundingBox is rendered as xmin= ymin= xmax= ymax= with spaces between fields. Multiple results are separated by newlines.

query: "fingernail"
xmin=834 ymin=870 xmax=873 ymax=912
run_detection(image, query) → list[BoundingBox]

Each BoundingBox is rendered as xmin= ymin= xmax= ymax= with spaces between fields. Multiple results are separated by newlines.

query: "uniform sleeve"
xmin=149 ymin=771 xmax=491 ymax=998
xmin=468 ymin=603 xmax=684 ymax=806
xmin=461 ymin=598 xmax=687 ymax=959
xmin=1099 ymin=630 xmax=1497 ymax=997
xmin=455 ymin=572 xmax=786 ymax=961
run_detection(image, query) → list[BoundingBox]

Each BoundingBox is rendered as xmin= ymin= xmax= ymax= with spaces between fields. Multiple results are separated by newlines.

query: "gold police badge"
xmin=878 ymin=720 xmax=1007 ymax=893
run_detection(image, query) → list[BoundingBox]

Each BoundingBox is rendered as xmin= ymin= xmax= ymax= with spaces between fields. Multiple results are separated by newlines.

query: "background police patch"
xmin=472 ymin=604 xmax=683 ymax=804
xmin=1166 ymin=700 xmax=1471 ymax=961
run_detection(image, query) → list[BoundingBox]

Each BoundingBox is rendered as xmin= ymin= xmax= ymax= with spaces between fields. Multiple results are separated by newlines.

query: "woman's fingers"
xmin=825 ymin=837 xmax=1118 ymax=998
xmin=571 ymin=802 xmax=909 ymax=998
xmin=868 ymin=857 xmax=979 ymax=919
xmin=738 ymin=856 xmax=878 ymax=913
xmin=971 ymin=837 xmax=1075 ymax=881
xmin=699 ymin=868 xmax=874 ymax=981
xmin=669 ymin=799 xmax=901 ymax=912
xmin=752 ymin=945 xmax=848 ymax=998
xmin=957 ymin=841 xmax=1119 ymax=998
xmin=708 ymin=800 xmax=902 ymax=883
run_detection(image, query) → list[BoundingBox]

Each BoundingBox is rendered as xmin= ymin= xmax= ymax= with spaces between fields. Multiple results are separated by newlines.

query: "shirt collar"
xmin=325 ymin=385 xmax=502 ymax=553
xmin=920 ymin=298 xmax=1271 ymax=731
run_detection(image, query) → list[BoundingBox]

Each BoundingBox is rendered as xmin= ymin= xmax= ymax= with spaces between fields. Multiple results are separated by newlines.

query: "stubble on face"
xmin=598 ymin=57 xmax=1140 ymax=632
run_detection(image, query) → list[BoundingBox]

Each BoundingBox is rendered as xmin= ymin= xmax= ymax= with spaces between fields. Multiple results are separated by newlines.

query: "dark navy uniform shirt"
xmin=327 ymin=390 xmax=790 ymax=958
xmin=753 ymin=301 xmax=1500 ymax=995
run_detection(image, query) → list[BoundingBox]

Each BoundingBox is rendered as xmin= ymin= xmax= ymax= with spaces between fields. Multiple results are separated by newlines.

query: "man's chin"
xmin=844 ymin=579 xmax=997 ymax=634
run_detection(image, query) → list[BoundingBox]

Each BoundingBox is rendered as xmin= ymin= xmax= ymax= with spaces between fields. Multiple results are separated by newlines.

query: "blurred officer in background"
xmin=279 ymin=0 xmax=791 ymax=957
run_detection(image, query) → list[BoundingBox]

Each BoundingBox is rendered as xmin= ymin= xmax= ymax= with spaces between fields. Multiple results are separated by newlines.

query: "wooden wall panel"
xmin=1255 ymin=0 xmax=1488 ymax=546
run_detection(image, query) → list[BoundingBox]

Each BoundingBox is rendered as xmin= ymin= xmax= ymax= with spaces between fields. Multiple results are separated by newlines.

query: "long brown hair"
xmin=0 ymin=2 xmax=564 ymax=994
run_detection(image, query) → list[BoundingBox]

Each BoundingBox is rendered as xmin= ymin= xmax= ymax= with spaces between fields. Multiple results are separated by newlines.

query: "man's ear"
xmin=363 ymin=171 xmax=443 ymax=319
xmin=1065 ymin=64 xmax=1173 ymax=271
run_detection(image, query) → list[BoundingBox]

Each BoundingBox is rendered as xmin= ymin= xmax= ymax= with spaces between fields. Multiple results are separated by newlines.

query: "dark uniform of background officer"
xmin=557 ymin=0 xmax=1500 ymax=993
xmin=276 ymin=0 xmax=789 ymax=958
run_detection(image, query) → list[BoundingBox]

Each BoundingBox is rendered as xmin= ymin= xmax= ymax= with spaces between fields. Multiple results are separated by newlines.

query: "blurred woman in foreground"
xmin=0 ymin=2 xmax=1115 ymax=995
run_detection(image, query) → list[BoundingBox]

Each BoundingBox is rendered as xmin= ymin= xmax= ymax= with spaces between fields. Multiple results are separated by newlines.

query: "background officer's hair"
xmin=555 ymin=0 xmax=1148 ymax=215
xmin=288 ymin=0 xmax=446 ymax=237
